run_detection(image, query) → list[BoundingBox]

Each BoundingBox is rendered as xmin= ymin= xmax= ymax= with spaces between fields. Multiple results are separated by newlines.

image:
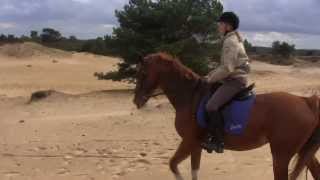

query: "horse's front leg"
xmin=307 ymin=156 xmax=320 ymax=179
xmin=191 ymin=146 xmax=202 ymax=180
xmin=170 ymin=138 xmax=195 ymax=180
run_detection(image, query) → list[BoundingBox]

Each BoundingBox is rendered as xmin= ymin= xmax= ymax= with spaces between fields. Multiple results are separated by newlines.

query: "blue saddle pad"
xmin=196 ymin=94 xmax=255 ymax=135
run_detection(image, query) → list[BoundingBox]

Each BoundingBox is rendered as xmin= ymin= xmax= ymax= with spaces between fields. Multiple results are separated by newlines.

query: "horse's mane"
xmin=150 ymin=52 xmax=200 ymax=80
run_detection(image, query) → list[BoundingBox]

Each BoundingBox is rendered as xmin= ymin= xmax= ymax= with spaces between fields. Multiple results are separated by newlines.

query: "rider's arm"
xmin=207 ymin=38 xmax=239 ymax=83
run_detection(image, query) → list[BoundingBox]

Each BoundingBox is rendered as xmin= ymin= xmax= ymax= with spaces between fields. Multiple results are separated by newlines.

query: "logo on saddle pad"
xmin=197 ymin=94 xmax=255 ymax=135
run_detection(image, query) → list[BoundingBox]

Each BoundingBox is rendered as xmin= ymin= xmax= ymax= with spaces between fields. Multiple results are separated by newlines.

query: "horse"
xmin=133 ymin=52 xmax=320 ymax=180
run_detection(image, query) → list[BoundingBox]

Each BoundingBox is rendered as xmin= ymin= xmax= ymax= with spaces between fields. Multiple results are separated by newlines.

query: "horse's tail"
xmin=290 ymin=95 xmax=320 ymax=180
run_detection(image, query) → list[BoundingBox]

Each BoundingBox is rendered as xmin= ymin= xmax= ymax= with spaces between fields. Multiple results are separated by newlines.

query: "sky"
xmin=0 ymin=0 xmax=319 ymax=49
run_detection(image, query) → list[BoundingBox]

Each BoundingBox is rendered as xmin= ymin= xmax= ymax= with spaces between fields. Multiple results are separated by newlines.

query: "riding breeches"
xmin=206 ymin=77 xmax=247 ymax=112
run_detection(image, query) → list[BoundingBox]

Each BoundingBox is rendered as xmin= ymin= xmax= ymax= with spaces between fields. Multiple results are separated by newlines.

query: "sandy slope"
xmin=0 ymin=43 xmax=319 ymax=180
xmin=0 ymin=43 xmax=132 ymax=97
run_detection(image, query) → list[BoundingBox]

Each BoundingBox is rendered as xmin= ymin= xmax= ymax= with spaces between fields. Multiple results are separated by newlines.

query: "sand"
xmin=0 ymin=43 xmax=319 ymax=180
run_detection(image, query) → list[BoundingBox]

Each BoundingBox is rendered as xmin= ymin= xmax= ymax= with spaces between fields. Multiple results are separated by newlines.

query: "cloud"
xmin=242 ymin=31 xmax=320 ymax=49
xmin=0 ymin=22 xmax=16 ymax=29
xmin=223 ymin=0 xmax=320 ymax=35
xmin=0 ymin=0 xmax=127 ymax=38
xmin=71 ymin=0 xmax=92 ymax=4
xmin=0 ymin=0 xmax=319 ymax=49
xmin=222 ymin=0 xmax=320 ymax=48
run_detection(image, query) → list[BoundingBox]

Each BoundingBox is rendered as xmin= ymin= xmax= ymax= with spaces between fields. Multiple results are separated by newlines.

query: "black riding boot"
xmin=201 ymin=111 xmax=224 ymax=153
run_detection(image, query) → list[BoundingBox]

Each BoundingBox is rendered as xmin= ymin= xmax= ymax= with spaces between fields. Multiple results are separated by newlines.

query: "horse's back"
xmin=225 ymin=92 xmax=317 ymax=151
xmin=253 ymin=92 xmax=317 ymax=124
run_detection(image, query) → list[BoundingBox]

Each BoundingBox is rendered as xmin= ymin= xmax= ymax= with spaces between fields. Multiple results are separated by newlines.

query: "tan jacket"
xmin=207 ymin=31 xmax=250 ymax=83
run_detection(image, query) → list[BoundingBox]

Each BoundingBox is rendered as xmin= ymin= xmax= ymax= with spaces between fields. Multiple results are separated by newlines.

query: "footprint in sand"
xmin=161 ymin=160 xmax=169 ymax=165
xmin=112 ymin=170 xmax=127 ymax=179
xmin=110 ymin=160 xmax=136 ymax=179
xmin=244 ymin=162 xmax=254 ymax=166
xmin=63 ymin=154 xmax=74 ymax=160
xmin=95 ymin=160 xmax=105 ymax=171
xmin=4 ymin=171 xmax=21 ymax=178
xmin=62 ymin=160 xmax=72 ymax=166
xmin=73 ymin=148 xmax=87 ymax=156
xmin=139 ymin=152 xmax=147 ymax=157
xmin=153 ymin=142 xmax=161 ymax=146
xmin=38 ymin=146 xmax=47 ymax=150
xmin=127 ymin=158 xmax=151 ymax=172
xmin=96 ymin=148 xmax=112 ymax=156
xmin=134 ymin=159 xmax=151 ymax=165
xmin=96 ymin=164 xmax=104 ymax=171
xmin=156 ymin=150 xmax=167 ymax=156
xmin=56 ymin=168 xmax=70 ymax=175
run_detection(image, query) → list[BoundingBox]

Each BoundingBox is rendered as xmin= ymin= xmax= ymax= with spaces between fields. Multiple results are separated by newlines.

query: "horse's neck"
xmin=160 ymin=72 xmax=199 ymax=110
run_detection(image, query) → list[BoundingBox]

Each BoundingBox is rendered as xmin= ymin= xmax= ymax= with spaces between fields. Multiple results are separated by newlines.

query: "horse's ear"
xmin=142 ymin=57 xmax=147 ymax=63
xmin=143 ymin=55 xmax=152 ymax=64
xmin=185 ymin=73 xmax=192 ymax=80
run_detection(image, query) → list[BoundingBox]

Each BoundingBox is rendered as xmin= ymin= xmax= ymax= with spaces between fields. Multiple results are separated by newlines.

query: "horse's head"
xmin=133 ymin=52 xmax=174 ymax=109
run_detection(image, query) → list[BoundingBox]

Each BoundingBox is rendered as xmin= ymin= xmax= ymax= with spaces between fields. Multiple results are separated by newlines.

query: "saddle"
xmin=208 ymin=82 xmax=256 ymax=108
xmin=230 ymin=83 xmax=255 ymax=101
xmin=196 ymin=82 xmax=256 ymax=135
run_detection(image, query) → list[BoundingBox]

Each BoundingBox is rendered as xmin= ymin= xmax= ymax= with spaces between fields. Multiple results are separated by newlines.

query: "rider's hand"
xmin=201 ymin=76 xmax=209 ymax=84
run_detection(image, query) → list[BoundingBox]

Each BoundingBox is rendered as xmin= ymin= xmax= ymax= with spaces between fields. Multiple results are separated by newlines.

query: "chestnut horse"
xmin=133 ymin=52 xmax=320 ymax=180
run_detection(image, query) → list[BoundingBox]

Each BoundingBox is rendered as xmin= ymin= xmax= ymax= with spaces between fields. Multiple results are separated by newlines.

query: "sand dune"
xmin=0 ymin=42 xmax=71 ymax=59
xmin=0 ymin=43 xmax=319 ymax=180
xmin=0 ymin=43 xmax=132 ymax=97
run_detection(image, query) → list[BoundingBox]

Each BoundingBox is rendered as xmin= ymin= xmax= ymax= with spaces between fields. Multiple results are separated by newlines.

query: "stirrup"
xmin=201 ymin=141 xmax=224 ymax=154
xmin=201 ymin=136 xmax=224 ymax=154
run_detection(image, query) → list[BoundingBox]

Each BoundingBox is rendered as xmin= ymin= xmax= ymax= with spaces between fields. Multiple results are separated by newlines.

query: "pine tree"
xmin=104 ymin=0 xmax=223 ymax=82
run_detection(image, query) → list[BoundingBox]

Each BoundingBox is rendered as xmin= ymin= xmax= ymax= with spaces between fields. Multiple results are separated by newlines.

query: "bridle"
xmin=136 ymin=58 xmax=203 ymax=101
xmin=136 ymin=61 xmax=165 ymax=101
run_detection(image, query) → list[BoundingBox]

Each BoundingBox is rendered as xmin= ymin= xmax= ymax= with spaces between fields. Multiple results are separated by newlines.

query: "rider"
xmin=201 ymin=12 xmax=251 ymax=153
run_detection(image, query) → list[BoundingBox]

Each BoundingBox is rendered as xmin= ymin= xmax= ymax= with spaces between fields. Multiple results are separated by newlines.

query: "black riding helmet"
xmin=217 ymin=12 xmax=240 ymax=30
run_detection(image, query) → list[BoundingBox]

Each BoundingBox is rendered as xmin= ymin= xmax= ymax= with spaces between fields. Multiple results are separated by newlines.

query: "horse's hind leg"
xmin=170 ymin=140 xmax=193 ymax=180
xmin=307 ymin=156 xmax=320 ymax=179
xmin=191 ymin=147 xmax=202 ymax=180
xmin=272 ymin=155 xmax=291 ymax=180
xmin=270 ymin=144 xmax=293 ymax=180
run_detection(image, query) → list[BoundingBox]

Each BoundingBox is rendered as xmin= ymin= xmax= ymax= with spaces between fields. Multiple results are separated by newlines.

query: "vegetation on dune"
xmin=1 ymin=0 xmax=320 ymax=82
xmin=0 ymin=27 xmax=121 ymax=56
xmin=0 ymin=34 xmax=22 ymax=45
xmin=270 ymin=41 xmax=296 ymax=65
xmin=272 ymin=41 xmax=295 ymax=58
